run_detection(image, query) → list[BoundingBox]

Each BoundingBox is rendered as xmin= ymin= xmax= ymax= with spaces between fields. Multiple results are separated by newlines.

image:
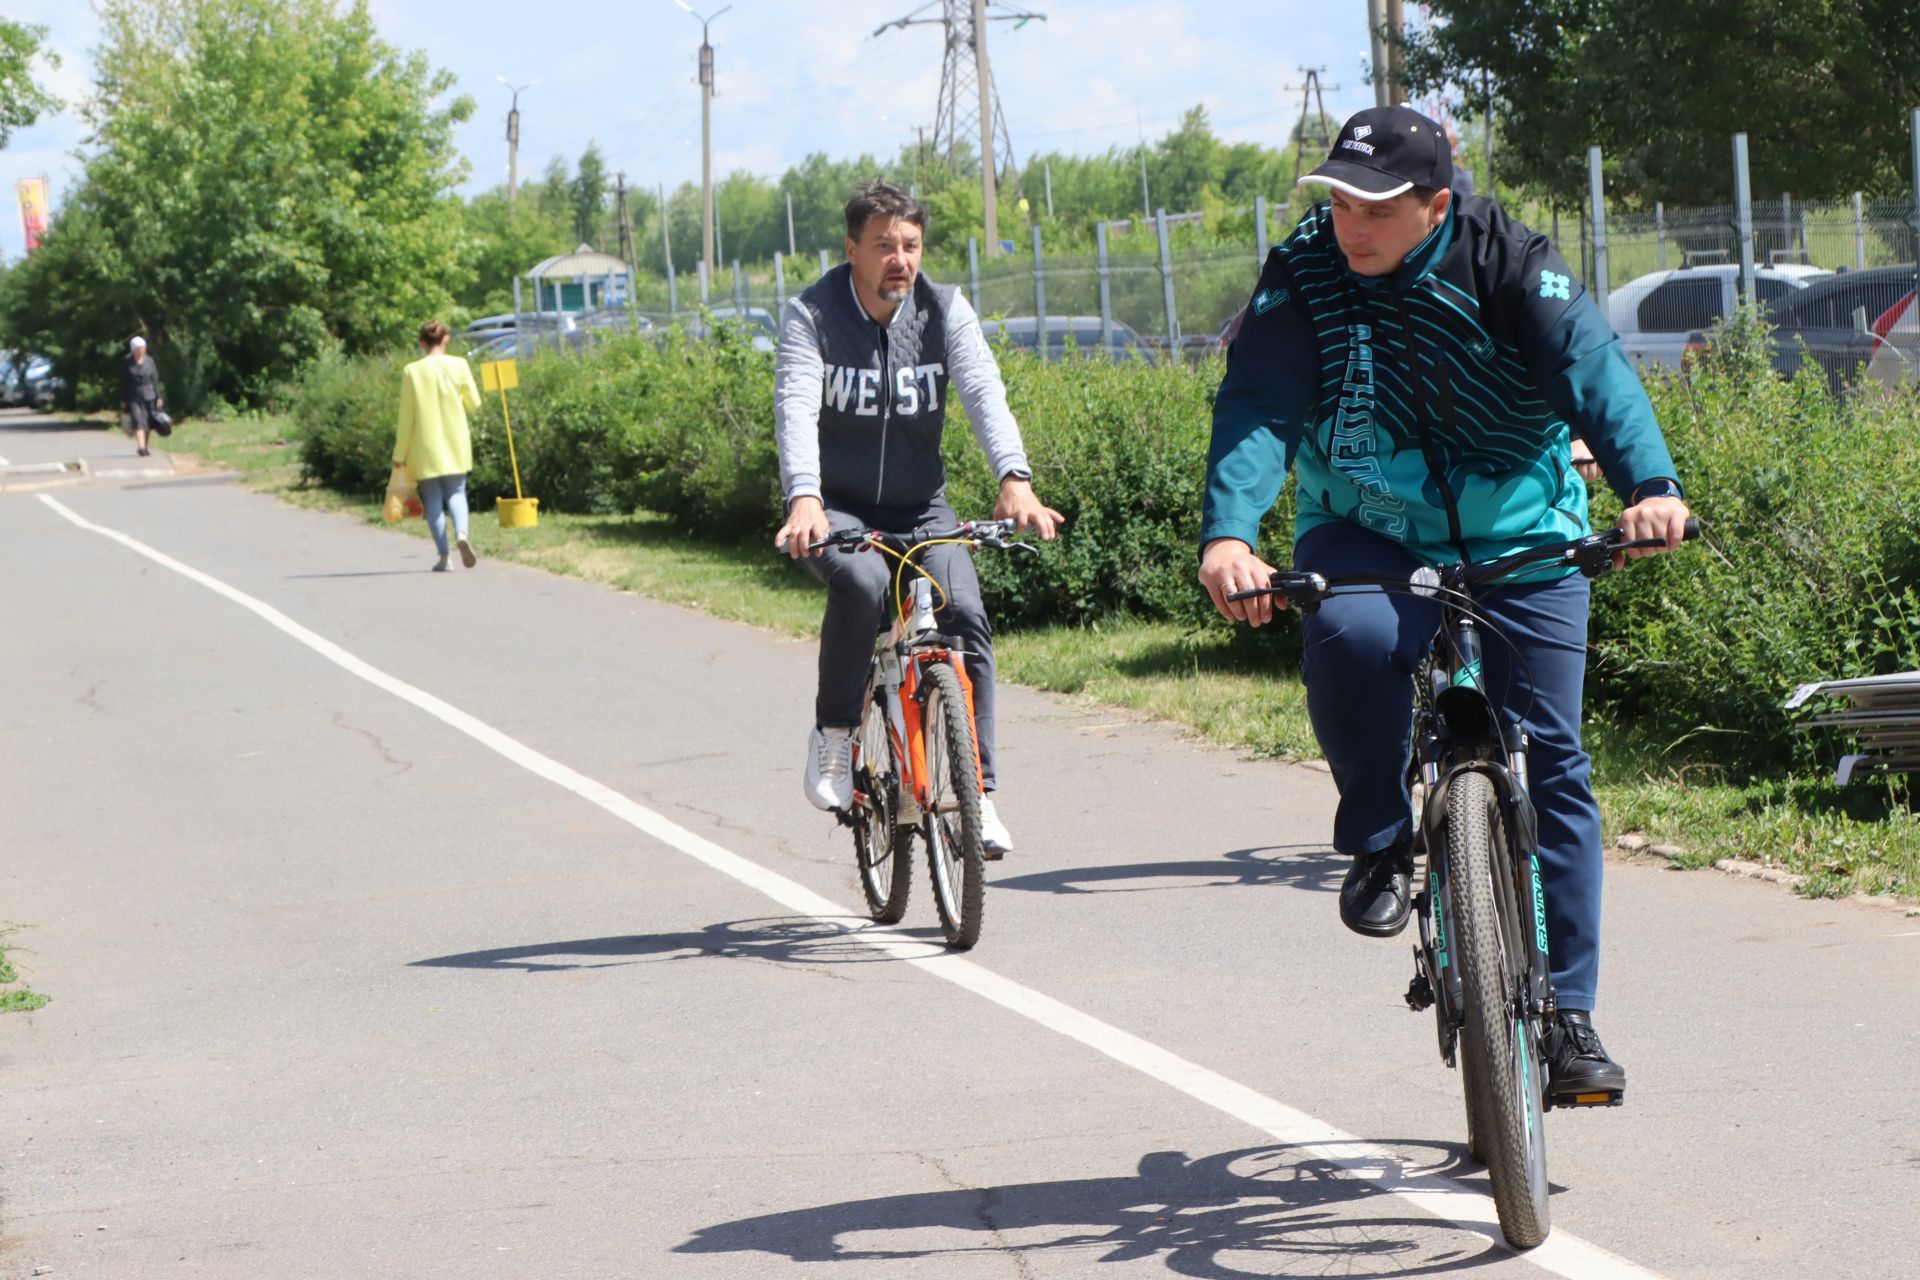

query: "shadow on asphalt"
xmin=676 ymin=1140 xmax=1523 ymax=1276
xmin=409 ymin=916 xmax=947 ymax=973
xmin=285 ymin=570 xmax=430 ymax=579
xmin=993 ymin=844 xmax=1345 ymax=897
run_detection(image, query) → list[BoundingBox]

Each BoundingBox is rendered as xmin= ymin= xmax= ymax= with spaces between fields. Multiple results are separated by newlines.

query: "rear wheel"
xmin=1447 ymin=769 xmax=1550 ymax=1247
xmin=852 ymin=694 xmax=912 ymax=923
xmin=921 ymin=662 xmax=985 ymax=949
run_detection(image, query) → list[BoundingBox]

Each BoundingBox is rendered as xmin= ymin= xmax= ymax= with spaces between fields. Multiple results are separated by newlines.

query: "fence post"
xmin=1733 ymin=133 xmax=1756 ymax=305
xmin=666 ymin=260 xmax=678 ymax=315
xmin=774 ymin=251 xmax=786 ymax=316
xmin=968 ymin=236 xmax=981 ymax=309
xmin=1854 ymin=191 xmax=1866 ymax=270
xmin=1587 ymin=146 xmax=1609 ymax=315
xmin=732 ymin=259 xmax=744 ymax=309
xmin=1255 ymin=194 xmax=1270 ymax=266
xmin=1782 ymin=192 xmax=1792 ymax=263
xmin=1911 ymin=107 xmax=1920 ymax=269
xmin=1032 ymin=224 xmax=1047 ymax=358
xmin=818 ymin=248 xmax=830 ymax=278
xmin=1655 ymin=201 xmax=1667 ymax=270
xmin=698 ymin=259 xmax=710 ymax=306
xmin=1097 ymin=221 xmax=1114 ymax=356
xmin=1155 ymin=207 xmax=1179 ymax=365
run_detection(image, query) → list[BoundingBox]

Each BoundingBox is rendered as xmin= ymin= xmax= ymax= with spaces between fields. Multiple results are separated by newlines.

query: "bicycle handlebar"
xmin=809 ymin=519 xmax=1039 ymax=556
xmin=1225 ymin=518 xmax=1701 ymax=606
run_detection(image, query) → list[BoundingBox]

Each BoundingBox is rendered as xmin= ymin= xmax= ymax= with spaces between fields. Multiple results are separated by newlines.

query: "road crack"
xmin=331 ymin=710 xmax=414 ymax=775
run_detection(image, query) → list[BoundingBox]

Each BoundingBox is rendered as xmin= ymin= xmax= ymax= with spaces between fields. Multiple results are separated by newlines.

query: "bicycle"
xmin=811 ymin=518 xmax=1036 ymax=950
xmin=1228 ymin=518 xmax=1699 ymax=1248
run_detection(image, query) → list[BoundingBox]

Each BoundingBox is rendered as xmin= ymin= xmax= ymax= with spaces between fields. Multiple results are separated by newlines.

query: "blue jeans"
xmin=1295 ymin=520 xmax=1606 ymax=1012
xmin=417 ymin=474 xmax=469 ymax=558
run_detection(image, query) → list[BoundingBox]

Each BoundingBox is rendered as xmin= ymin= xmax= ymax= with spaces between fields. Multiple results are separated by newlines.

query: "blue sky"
xmin=0 ymin=0 xmax=1382 ymax=260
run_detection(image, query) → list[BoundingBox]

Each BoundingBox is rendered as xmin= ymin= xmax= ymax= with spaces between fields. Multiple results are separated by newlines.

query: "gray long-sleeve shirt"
xmin=775 ymin=271 xmax=1030 ymax=507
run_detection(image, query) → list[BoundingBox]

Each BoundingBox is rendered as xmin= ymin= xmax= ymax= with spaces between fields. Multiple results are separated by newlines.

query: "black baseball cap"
xmin=1300 ymin=105 xmax=1452 ymax=200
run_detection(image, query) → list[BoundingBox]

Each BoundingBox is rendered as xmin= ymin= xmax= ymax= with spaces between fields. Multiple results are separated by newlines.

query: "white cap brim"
xmin=1298 ymin=174 xmax=1414 ymax=201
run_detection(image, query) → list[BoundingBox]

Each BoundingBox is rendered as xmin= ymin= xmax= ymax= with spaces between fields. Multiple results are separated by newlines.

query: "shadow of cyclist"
xmin=676 ymin=1140 xmax=1514 ymax=1276
xmin=408 ymin=916 xmax=948 ymax=973
xmin=992 ymin=844 xmax=1347 ymax=898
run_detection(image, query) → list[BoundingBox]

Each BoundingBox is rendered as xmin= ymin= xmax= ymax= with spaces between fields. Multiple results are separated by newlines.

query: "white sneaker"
xmin=804 ymin=726 xmax=854 ymax=811
xmin=978 ymin=795 xmax=1013 ymax=858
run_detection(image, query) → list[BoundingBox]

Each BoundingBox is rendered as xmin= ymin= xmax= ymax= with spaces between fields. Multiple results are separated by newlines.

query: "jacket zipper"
xmin=874 ymin=326 xmax=891 ymax=505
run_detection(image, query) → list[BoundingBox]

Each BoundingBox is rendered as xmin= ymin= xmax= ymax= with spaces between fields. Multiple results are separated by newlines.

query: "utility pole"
xmin=973 ymin=0 xmax=999 ymax=253
xmin=659 ymin=182 xmax=678 ymax=311
xmin=871 ymin=1 xmax=1041 ymax=190
xmin=677 ymin=1 xmax=732 ymax=276
xmin=496 ymin=76 xmax=537 ymax=207
xmin=615 ymin=173 xmax=637 ymax=281
xmin=1284 ymin=69 xmax=1339 ymax=186
xmin=1365 ymin=0 xmax=1388 ymax=108
xmin=785 ymin=190 xmax=796 ymax=256
xmin=1384 ymin=0 xmax=1406 ymax=104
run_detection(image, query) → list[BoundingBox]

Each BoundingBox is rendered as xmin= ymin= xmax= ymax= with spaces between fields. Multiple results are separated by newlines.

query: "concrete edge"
xmin=1613 ymin=831 xmax=1919 ymax=916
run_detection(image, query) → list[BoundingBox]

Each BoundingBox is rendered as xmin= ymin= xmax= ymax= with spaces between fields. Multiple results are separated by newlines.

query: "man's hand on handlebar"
xmin=1199 ymin=538 xmax=1282 ymax=628
xmin=775 ymin=495 xmax=832 ymax=560
xmin=994 ymin=475 xmax=1066 ymax=540
xmin=1614 ymin=495 xmax=1691 ymax=572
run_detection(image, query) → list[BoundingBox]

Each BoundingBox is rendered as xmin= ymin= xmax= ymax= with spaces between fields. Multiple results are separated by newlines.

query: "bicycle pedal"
xmin=1552 ymin=1087 xmax=1625 ymax=1109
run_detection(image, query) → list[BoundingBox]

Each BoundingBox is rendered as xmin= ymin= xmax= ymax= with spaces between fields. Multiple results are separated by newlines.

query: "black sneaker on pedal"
xmin=1545 ymin=1010 xmax=1626 ymax=1105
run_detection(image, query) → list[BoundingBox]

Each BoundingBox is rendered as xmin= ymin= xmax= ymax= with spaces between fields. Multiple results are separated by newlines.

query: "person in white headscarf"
xmin=120 ymin=336 xmax=164 ymax=457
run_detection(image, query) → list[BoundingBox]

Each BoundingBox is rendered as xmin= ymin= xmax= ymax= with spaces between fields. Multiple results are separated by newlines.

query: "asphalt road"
xmin=3 ymin=410 xmax=1916 ymax=1278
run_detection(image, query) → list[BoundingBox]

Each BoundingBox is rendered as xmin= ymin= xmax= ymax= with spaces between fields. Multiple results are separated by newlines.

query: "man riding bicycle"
xmin=775 ymin=182 xmax=1062 ymax=856
xmin=1198 ymin=107 xmax=1691 ymax=1103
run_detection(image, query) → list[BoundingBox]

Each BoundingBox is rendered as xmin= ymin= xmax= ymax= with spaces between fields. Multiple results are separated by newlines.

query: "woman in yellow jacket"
xmin=394 ymin=321 xmax=484 ymax=571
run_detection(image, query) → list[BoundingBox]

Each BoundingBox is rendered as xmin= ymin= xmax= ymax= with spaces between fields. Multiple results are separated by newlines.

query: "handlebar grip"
xmin=1682 ymin=517 xmax=1701 ymax=542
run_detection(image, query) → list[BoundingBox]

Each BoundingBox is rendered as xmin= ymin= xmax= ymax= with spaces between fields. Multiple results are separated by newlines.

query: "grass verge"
xmin=157 ymin=418 xmax=1920 ymax=902
xmin=0 ymin=928 xmax=49 ymax=1012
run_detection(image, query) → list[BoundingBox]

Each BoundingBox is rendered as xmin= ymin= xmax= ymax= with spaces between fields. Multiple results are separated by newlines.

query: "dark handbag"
xmin=151 ymin=408 xmax=173 ymax=437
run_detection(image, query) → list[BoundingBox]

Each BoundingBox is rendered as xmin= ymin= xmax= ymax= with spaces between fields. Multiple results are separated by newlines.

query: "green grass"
xmin=0 ymin=929 xmax=49 ymax=1013
xmin=158 ymin=418 xmax=1920 ymax=902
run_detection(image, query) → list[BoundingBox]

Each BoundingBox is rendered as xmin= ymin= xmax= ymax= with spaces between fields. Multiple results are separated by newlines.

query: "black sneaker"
xmin=1338 ymin=844 xmax=1415 ymax=937
xmin=1545 ymin=1010 xmax=1627 ymax=1105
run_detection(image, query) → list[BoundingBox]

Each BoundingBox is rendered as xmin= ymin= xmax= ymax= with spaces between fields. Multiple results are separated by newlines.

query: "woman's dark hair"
xmin=418 ymin=321 xmax=452 ymax=348
xmin=844 ymin=182 xmax=927 ymax=240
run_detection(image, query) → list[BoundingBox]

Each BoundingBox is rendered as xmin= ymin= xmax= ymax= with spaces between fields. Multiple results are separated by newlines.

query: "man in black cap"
xmin=1197 ymin=105 xmax=1692 ymax=1105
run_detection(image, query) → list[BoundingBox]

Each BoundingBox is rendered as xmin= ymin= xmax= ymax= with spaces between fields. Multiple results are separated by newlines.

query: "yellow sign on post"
xmin=481 ymin=359 xmax=538 ymax=528
xmin=479 ymin=358 xmax=519 ymax=392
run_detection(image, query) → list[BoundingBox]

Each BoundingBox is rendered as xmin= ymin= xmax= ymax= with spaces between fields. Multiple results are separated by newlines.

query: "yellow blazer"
xmin=393 ymin=353 xmax=482 ymax=480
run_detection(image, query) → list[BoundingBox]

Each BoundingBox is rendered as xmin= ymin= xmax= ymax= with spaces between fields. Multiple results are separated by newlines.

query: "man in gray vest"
xmin=774 ymin=182 xmax=1061 ymax=855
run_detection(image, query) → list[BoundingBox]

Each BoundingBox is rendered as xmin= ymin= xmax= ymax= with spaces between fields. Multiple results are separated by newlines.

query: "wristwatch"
xmin=1630 ymin=477 xmax=1684 ymax=503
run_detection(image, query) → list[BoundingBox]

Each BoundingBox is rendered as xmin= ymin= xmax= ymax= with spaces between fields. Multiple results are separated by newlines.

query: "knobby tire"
xmin=1446 ymin=769 xmax=1551 ymax=1248
xmin=921 ymin=662 xmax=985 ymax=949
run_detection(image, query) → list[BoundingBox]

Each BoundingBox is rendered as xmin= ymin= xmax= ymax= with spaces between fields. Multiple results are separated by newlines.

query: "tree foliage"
xmin=0 ymin=0 xmax=472 ymax=409
xmin=1406 ymin=1 xmax=1920 ymax=205
xmin=0 ymin=19 xmax=60 ymax=148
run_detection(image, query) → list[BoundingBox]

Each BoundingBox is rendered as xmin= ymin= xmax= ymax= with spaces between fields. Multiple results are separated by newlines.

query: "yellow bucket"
xmin=497 ymin=496 xmax=540 ymax=529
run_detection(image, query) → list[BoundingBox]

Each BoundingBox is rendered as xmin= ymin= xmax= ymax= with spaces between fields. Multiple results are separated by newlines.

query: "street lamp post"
xmin=676 ymin=1 xmax=732 ymax=277
xmin=495 ymin=76 xmax=538 ymax=209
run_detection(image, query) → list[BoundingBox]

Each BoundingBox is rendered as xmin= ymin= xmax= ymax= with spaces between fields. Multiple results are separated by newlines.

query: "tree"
xmin=1405 ymin=1 xmax=1920 ymax=205
xmin=0 ymin=19 xmax=60 ymax=148
xmin=571 ymin=142 xmax=607 ymax=248
xmin=1 ymin=0 xmax=474 ymax=409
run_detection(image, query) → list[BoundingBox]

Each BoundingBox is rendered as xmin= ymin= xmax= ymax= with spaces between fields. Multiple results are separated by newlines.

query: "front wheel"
xmin=1446 ymin=769 xmax=1550 ymax=1247
xmin=920 ymin=661 xmax=985 ymax=949
xmin=853 ymin=693 xmax=912 ymax=923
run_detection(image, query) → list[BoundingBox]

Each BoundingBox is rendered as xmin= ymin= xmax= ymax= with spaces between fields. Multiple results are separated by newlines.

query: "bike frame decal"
xmin=1453 ymin=658 xmax=1482 ymax=690
xmin=1529 ymin=853 xmax=1550 ymax=959
xmin=1429 ymin=870 xmax=1448 ymax=970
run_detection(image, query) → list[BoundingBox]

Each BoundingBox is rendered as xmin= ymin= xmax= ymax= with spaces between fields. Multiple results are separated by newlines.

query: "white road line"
xmin=38 ymin=492 xmax=1663 ymax=1280
xmin=0 ymin=451 xmax=11 ymax=465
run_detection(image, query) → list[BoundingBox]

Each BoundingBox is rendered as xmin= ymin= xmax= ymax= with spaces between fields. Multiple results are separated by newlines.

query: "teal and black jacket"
xmin=1203 ymin=195 xmax=1680 ymax=574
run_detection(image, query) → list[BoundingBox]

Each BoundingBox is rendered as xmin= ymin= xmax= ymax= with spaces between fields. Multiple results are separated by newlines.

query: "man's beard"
xmin=880 ymin=276 xmax=912 ymax=302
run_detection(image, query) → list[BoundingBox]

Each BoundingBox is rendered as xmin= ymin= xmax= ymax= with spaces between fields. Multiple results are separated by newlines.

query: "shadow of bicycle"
xmin=408 ymin=915 xmax=948 ymax=973
xmin=993 ymin=844 xmax=1346 ymax=898
xmin=677 ymin=1140 xmax=1518 ymax=1276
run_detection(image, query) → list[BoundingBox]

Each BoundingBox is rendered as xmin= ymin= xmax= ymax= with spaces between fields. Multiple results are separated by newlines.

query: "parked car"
xmin=684 ymin=305 xmax=777 ymax=353
xmin=19 ymin=354 xmax=63 ymax=409
xmin=1866 ymin=286 xmax=1919 ymax=389
xmin=1765 ymin=265 xmax=1920 ymax=395
xmin=979 ymin=315 xmax=1146 ymax=361
xmin=1608 ymin=264 xmax=1831 ymax=371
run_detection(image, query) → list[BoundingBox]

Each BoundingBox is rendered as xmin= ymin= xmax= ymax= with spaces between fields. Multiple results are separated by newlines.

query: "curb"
xmin=1613 ymin=831 xmax=1918 ymax=915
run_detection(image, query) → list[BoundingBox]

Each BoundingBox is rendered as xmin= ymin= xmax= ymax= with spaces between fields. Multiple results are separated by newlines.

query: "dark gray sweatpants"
xmin=804 ymin=496 xmax=998 ymax=791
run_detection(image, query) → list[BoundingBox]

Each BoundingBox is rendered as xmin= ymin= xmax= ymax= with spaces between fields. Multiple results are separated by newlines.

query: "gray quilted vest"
xmin=797 ymin=264 xmax=956 ymax=509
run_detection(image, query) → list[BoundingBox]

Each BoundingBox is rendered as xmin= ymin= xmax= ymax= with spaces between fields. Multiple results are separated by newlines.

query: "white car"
xmin=1866 ymin=288 xmax=1918 ymax=388
xmin=1608 ymin=264 xmax=1830 ymax=371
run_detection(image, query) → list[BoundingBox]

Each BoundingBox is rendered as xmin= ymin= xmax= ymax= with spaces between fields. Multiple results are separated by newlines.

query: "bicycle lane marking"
xmin=37 ymin=492 xmax=1663 ymax=1280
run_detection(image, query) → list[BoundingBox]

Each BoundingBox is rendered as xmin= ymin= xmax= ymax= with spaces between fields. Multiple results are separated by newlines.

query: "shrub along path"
xmin=159 ymin=377 xmax=1920 ymax=900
